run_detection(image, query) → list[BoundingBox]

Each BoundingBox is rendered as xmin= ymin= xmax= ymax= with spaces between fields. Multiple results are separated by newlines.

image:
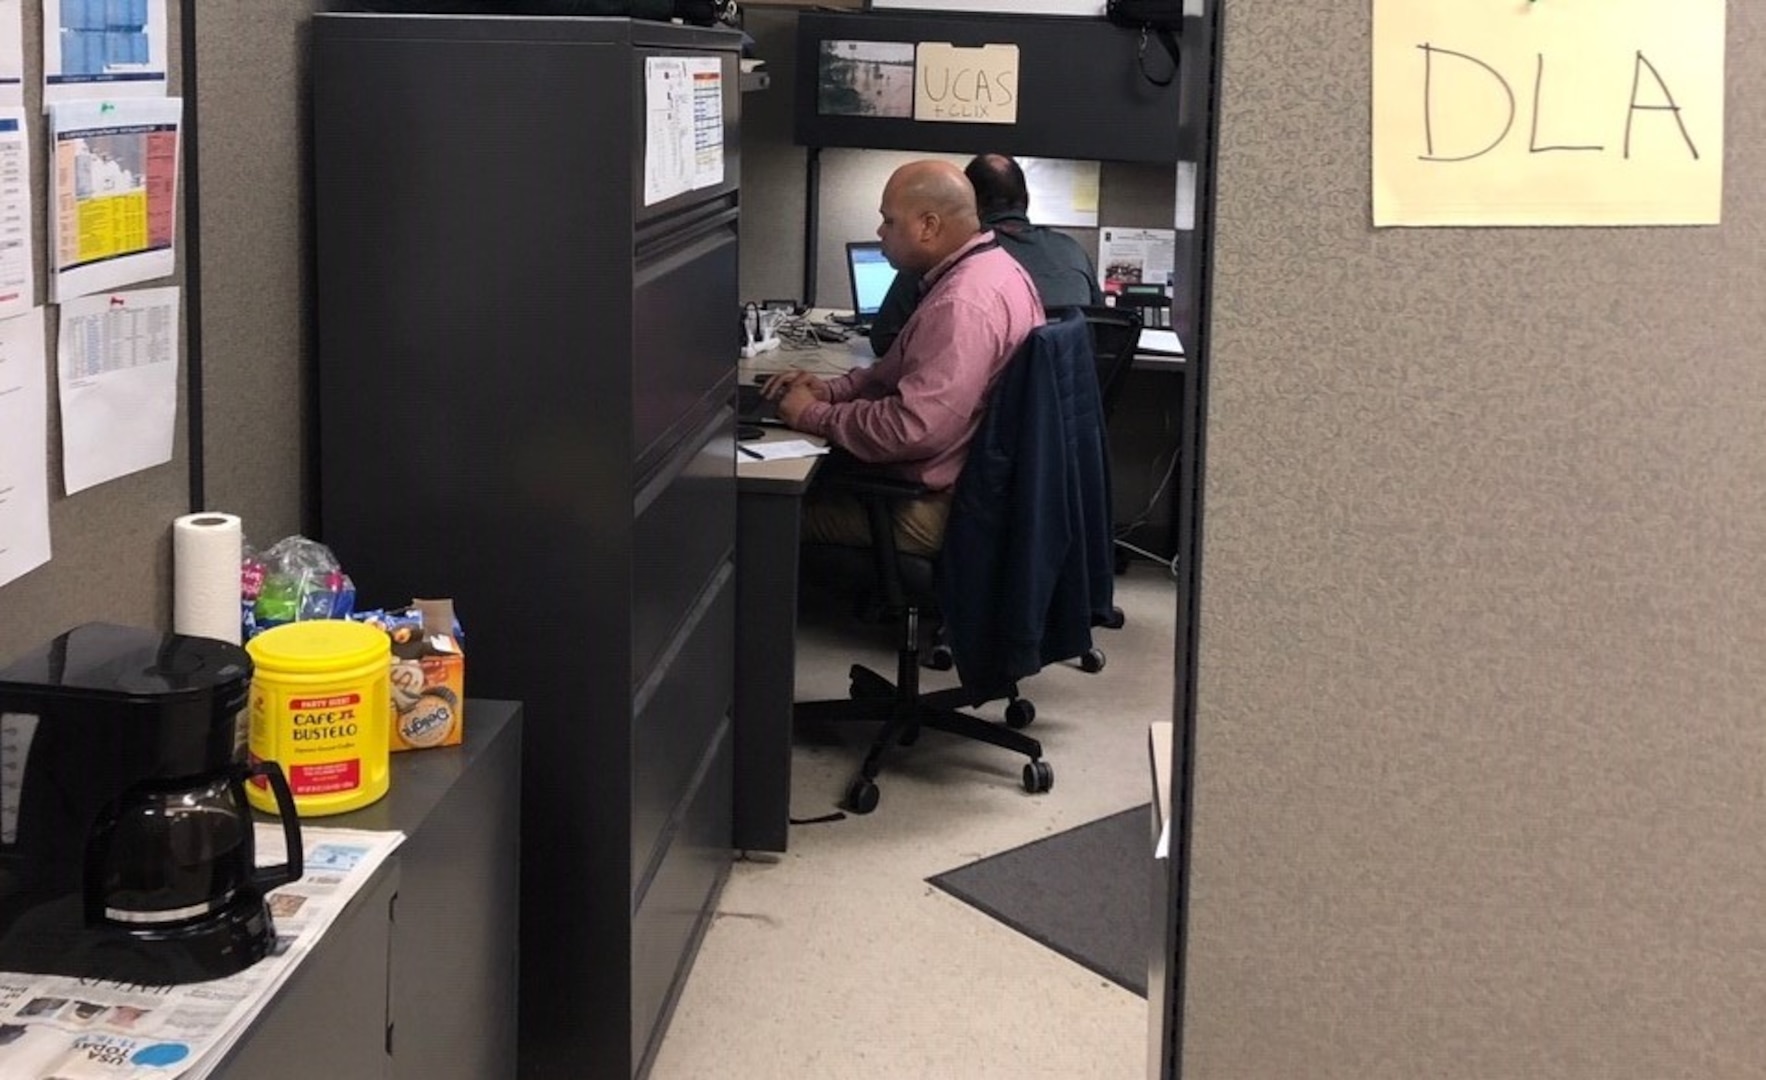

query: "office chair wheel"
xmin=1102 ymin=605 xmax=1126 ymax=630
xmin=1022 ymin=760 xmax=1054 ymax=794
xmin=1079 ymin=648 xmax=1106 ymax=674
xmin=844 ymin=777 xmax=880 ymax=815
xmin=922 ymin=643 xmax=954 ymax=671
xmin=1004 ymin=699 xmax=1036 ymax=730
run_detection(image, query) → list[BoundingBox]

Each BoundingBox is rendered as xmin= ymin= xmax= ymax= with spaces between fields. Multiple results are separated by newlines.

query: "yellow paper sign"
xmin=914 ymin=43 xmax=1019 ymax=125
xmin=1372 ymin=0 xmax=1725 ymax=226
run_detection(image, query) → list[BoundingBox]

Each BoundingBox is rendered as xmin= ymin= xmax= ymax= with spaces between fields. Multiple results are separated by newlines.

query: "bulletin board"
xmin=0 ymin=3 xmax=190 ymax=663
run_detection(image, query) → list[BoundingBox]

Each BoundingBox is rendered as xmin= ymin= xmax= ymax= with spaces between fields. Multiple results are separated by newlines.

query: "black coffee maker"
xmin=0 ymin=623 xmax=303 ymax=984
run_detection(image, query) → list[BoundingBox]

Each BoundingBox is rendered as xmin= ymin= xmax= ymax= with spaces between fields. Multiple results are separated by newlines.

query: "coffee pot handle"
xmin=244 ymin=761 xmax=304 ymax=891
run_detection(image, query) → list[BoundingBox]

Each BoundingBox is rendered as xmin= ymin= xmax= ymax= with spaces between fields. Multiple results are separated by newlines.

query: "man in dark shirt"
xmin=866 ymin=153 xmax=1104 ymax=356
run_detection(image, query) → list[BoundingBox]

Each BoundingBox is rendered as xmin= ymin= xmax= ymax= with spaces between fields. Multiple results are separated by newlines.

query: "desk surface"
xmin=737 ymin=424 xmax=826 ymax=491
xmin=737 ymin=338 xmax=845 ymax=493
xmin=743 ymin=333 xmax=876 ymax=378
xmin=755 ymin=313 xmax=1183 ymax=372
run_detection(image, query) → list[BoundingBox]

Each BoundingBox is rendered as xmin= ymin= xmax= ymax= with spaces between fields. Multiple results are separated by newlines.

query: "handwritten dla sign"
xmin=915 ymin=43 xmax=1019 ymax=125
xmin=1372 ymin=0 xmax=1725 ymax=226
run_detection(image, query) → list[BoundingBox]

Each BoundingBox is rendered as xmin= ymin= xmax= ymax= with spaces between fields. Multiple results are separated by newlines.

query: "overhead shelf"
xmin=793 ymin=10 xmax=1182 ymax=163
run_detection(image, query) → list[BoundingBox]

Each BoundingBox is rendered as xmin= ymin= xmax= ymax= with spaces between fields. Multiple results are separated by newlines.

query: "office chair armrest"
xmin=827 ymin=472 xmax=929 ymax=502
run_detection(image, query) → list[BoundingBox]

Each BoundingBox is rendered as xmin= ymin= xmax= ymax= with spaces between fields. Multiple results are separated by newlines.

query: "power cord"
xmin=1114 ymin=439 xmax=1182 ymax=578
xmin=768 ymin=314 xmax=861 ymax=375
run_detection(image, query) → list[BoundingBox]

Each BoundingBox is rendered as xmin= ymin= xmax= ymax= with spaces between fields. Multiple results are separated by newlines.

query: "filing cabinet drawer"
xmin=631 ymin=411 xmax=735 ymax=685
xmin=633 ymin=216 xmax=738 ymax=474
xmin=630 ymin=715 xmax=731 ymax=1073
xmin=631 ymin=564 xmax=734 ymax=885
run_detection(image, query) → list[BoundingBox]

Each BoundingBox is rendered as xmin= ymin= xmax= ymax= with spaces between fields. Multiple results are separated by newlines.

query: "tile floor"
xmin=649 ymin=561 xmax=1179 ymax=1079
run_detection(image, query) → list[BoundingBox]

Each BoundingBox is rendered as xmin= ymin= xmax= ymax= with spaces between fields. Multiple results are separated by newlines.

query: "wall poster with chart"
xmin=48 ymin=97 xmax=182 ymax=300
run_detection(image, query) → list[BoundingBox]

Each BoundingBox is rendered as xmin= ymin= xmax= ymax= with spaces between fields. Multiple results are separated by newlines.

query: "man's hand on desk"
xmin=758 ymin=369 xmax=830 ymax=427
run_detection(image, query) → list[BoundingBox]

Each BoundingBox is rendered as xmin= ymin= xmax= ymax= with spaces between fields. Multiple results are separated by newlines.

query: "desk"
xmin=730 ymin=338 xmax=865 ymax=851
xmin=1132 ymin=349 xmax=1186 ymax=372
xmin=727 ymin=335 xmax=1179 ymax=848
xmin=734 ymin=424 xmax=826 ymax=853
xmin=215 ymin=702 xmax=522 ymax=1079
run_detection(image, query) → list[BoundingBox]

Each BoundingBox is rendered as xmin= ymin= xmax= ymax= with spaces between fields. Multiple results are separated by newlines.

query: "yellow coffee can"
xmin=245 ymin=619 xmax=391 ymax=817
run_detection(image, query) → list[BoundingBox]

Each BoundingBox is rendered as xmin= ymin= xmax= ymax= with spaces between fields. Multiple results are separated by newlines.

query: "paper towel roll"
xmin=173 ymin=512 xmax=244 ymax=645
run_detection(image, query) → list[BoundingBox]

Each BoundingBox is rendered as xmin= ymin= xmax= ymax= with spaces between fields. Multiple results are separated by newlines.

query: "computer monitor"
xmin=845 ymin=241 xmax=895 ymax=326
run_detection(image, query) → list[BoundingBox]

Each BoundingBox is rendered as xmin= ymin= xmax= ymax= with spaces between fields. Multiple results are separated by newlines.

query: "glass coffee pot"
xmin=87 ymin=761 xmax=301 ymax=938
xmin=0 ymin=624 xmax=304 ymax=984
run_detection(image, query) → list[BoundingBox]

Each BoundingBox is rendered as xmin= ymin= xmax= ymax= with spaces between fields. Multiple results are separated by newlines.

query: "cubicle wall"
xmin=190 ymin=2 xmax=320 ymax=548
xmin=0 ymin=2 xmax=319 ymax=662
xmin=0 ymin=5 xmax=189 ymax=661
xmin=1185 ymin=4 xmax=1766 ymax=1077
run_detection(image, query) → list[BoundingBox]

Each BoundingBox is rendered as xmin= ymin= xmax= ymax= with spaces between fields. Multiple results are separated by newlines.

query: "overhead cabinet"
xmin=794 ymin=11 xmax=1182 ymax=163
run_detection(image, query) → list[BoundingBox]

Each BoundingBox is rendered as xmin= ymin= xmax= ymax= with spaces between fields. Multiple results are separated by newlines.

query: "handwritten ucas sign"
xmin=915 ymin=43 xmax=1019 ymax=125
xmin=1372 ymin=0 xmax=1725 ymax=226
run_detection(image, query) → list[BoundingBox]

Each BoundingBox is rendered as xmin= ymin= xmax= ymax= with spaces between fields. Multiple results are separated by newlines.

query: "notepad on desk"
xmin=737 ymin=439 xmax=829 ymax=463
xmin=1138 ymin=328 xmax=1184 ymax=356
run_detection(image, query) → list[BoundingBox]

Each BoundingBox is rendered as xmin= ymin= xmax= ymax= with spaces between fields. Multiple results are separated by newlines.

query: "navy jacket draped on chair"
xmin=936 ymin=308 xmax=1116 ymax=698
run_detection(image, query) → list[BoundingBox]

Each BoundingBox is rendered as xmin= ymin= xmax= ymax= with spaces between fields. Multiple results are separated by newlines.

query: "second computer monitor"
xmin=845 ymin=241 xmax=895 ymax=328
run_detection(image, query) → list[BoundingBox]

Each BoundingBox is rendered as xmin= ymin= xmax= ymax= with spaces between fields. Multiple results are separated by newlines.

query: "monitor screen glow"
xmin=846 ymin=243 xmax=895 ymax=319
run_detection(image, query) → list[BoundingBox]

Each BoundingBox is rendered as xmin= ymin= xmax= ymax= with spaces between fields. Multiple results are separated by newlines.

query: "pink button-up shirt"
xmin=794 ymin=232 xmax=1044 ymax=491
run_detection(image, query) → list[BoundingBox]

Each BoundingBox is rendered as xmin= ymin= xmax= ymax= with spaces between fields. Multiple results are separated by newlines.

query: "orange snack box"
xmin=380 ymin=598 xmax=465 ymax=752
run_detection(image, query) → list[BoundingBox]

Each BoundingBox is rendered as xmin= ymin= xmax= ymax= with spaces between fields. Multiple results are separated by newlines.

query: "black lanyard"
xmin=919 ymin=238 xmax=1001 ymax=298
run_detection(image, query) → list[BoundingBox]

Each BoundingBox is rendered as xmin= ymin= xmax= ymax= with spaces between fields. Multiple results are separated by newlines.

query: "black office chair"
xmin=795 ymin=309 xmax=1115 ymax=814
xmin=1054 ymin=305 xmax=1140 ymax=630
xmin=1064 ymin=304 xmax=1142 ymax=425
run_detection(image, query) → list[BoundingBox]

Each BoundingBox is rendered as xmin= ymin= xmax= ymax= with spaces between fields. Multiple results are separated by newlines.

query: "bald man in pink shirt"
xmin=761 ymin=159 xmax=1045 ymax=555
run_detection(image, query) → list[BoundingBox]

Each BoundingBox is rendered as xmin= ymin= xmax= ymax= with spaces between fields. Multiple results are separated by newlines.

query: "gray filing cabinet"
xmin=311 ymin=15 xmax=740 ymax=1079
xmin=215 ymin=700 xmax=523 ymax=1079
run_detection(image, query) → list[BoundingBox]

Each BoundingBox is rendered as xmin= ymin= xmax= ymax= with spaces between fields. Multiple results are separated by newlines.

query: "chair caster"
xmin=844 ymin=777 xmax=880 ymax=814
xmin=1022 ymin=760 xmax=1054 ymax=794
xmin=1102 ymin=605 xmax=1126 ymax=630
xmin=1005 ymin=698 xmax=1036 ymax=729
xmin=921 ymin=643 xmax=954 ymax=671
xmin=1079 ymin=648 xmax=1106 ymax=674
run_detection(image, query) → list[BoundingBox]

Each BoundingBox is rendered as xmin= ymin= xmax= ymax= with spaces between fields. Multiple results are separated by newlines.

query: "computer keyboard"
xmin=737 ymin=383 xmax=780 ymax=423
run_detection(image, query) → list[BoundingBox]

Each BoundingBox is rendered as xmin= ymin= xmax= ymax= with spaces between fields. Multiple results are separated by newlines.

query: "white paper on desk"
xmin=1138 ymin=328 xmax=1184 ymax=356
xmin=742 ymin=439 xmax=829 ymax=463
xmin=58 ymin=286 xmax=179 ymax=494
xmin=0 ymin=307 xmax=49 ymax=588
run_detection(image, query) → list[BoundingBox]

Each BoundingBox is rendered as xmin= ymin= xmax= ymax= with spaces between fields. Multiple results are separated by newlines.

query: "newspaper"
xmin=0 ymin=825 xmax=403 ymax=1079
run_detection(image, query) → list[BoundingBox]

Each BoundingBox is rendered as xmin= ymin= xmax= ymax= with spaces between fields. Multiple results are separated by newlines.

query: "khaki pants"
xmin=803 ymin=490 xmax=952 ymax=558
